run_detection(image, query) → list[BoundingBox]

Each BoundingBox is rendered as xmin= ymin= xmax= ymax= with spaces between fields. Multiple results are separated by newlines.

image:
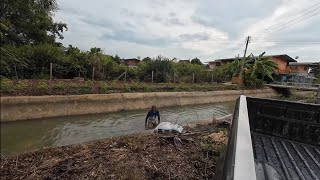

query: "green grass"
xmin=0 ymin=78 xmax=242 ymax=96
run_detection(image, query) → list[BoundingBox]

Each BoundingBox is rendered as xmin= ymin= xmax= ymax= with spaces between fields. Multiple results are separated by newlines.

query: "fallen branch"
xmin=204 ymin=150 xmax=209 ymax=179
xmin=153 ymin=164 xmax=158 ymax=171
xmin=15 ymin=155 xmax=19 ymax=169
xmin=1 ymin=154 xmax=7 ymax=163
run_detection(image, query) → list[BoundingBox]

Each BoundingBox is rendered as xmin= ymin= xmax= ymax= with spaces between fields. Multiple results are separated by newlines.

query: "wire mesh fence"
xmin=2 ymin=62 xmax=221 ymax=84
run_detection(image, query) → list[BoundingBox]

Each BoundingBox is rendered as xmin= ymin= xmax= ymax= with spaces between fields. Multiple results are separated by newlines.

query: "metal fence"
xmin=5 ymin=63 xmax=220 ymax=84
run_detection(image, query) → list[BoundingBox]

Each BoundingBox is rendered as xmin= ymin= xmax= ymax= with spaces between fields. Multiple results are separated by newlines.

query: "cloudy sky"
xmin=54 ymin=0 xmax=320 ymax=62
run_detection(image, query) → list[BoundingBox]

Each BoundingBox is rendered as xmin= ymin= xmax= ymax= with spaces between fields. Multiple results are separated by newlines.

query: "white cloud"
xmin=54 ymin=0 xmax=320 ymax=62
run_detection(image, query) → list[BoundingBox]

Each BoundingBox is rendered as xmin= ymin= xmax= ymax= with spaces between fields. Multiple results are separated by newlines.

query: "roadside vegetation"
xmin=312 ymin=64 xmax=320 ymax=84
xmin=0 ymin=79 xmax=240 ymax=96
xmin=279 ymin=90 xmax=318 ymax=103
xmin=1 ymin=0 xmax=281 ymax=97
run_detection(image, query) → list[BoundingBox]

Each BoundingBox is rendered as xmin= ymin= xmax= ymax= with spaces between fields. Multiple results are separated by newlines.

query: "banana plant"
xmin=249 ymin=52 xmax=278 ymax=81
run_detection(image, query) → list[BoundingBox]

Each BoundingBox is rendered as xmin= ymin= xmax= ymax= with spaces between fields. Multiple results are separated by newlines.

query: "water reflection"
xmin=1 ymin=102 xmax=234 ymax=155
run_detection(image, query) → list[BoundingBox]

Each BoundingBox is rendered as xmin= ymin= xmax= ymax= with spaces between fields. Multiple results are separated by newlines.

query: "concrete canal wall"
xmin=1 ymin=89 xmax=276 ymax=122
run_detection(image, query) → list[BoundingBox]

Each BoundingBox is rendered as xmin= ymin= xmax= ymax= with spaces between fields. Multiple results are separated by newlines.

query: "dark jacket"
xmin=145 ymin=110 xmax=160 ymax=124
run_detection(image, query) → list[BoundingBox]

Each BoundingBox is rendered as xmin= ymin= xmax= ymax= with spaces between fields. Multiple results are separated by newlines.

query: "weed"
xmin=35 ymin=81 xmax=49 ymax=93
xmin=100 ymin=83 xmax=111 ymax=93
xmin=0 ymin=78 xmax=15 ymax=93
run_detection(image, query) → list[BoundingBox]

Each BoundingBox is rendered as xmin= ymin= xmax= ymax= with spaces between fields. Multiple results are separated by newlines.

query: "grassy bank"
xmin=279 ymin=90 xmax=318 ymax=103
xmin=0 ymin=123 xmax=228 ymax=180
xmin=0 ymin=78 xmax=241 ymax=96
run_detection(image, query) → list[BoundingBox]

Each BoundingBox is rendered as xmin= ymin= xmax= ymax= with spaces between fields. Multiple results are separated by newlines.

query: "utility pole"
xmin=239 ymin=36 xmax=251 ymax=82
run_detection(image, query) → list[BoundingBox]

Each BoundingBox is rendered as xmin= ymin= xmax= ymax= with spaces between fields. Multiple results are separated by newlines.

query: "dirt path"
xmin=0 ymin=123 xmax=228 ymax=180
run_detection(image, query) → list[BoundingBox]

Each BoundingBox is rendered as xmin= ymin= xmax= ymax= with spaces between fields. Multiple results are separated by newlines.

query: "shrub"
xmin=35 ymin=80 xmax=49 ymax=94
xmin=243 ymin=74 xmax=264 ymax=89
xmin=0 ymin=78 xmax=15 ymax=93
xmin=52 ymin=81 xmax=66 ymax=91
xmin=100 ymin=83 xmax=111 ymax=93
xmin=15 ymin=81 xmax=28 ymax=91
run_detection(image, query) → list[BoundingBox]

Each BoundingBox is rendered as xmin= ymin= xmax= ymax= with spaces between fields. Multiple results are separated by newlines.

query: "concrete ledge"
xmin=0 ymin=89 xmax=276 ymax=122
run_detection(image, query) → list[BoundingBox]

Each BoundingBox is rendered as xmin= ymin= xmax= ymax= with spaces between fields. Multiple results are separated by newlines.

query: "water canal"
xmin=1 ymin=101 xmax=234 ymax=155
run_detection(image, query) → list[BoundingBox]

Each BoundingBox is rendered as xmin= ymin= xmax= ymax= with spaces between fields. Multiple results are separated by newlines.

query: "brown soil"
xmin=0 ymin=123 xmax=228 ymax=180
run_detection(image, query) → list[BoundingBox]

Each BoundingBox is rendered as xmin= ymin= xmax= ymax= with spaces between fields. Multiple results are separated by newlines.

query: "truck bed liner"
xmin=252 ymin=132 xmax=320 ymax=180
xmin=217 ymin=96 xmax=320 ymax=180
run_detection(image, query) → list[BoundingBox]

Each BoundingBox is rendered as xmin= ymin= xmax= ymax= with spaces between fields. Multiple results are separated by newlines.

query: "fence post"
xmin=124 ymin=70 xmax=127 ymax=82
xmin=211 ymin=74 xmax=213 ymax=83
xmin=92 ymin=67 xmax=95 ymax=80
xmin=102 ymin=68 xmax=105 ymax=80
xmin=192 ymin=73 xmax=195 ymax=83
xmin=152 ymin=71 xmax=154 ymax=83
xmin=50 ymin=63 xmax=53 ymax=82
xmin=316 ymin=87 xmax=320 ymax=104
xmin=14 ymin=65 xmax=18 ymax=80
xmin=174 ymin=73 xmax=176 ymax=83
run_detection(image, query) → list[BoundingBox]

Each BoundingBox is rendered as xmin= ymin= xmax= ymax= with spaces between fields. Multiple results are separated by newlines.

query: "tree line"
xmin=0 ymin=0 xmax=212 ymax=82
xmin=0 ymin=0 xmax=280 ymax=87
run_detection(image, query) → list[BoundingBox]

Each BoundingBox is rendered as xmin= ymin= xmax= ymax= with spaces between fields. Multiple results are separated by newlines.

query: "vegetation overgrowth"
xmin=0 ymin=78 xmax=240 ymax=96
xmin=1 ymin=0 xmax=282 ymax=93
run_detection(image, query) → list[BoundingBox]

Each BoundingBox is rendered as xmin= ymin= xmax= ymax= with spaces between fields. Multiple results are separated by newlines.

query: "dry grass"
xmin=0 ymin=123 xmax=228 ymax=180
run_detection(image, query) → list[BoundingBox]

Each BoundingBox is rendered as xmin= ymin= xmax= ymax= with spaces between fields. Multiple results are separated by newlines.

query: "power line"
xmin=255 ymin=11 xmax=320 ymax=40
xmin=263 ymin=2 xmax=320 ymax=32
xmin=251 ymin=41 xmax=320 ymax=44
xmin=252 ymin=1 xmax=320 ymax=39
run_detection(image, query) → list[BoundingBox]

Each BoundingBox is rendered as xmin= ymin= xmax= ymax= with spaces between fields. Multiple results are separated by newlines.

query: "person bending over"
xmin=145 ymin=105 xmax=160 ymax=129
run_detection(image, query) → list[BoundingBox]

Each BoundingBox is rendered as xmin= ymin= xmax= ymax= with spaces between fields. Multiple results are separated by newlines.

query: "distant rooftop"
xmin=206 ymin=54 xmax=297 ymax=63
xmin=289 ymin=62 xmax=320 ymax=66
xmin=178 ymin=60 xmax=190 ymax=63
xmin=123 ymin=58 xmax=141 ymax=61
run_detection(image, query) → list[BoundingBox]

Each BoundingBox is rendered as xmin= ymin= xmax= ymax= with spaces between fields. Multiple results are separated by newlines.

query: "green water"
xmin=1 ymin=102 xmax=235 ymax=156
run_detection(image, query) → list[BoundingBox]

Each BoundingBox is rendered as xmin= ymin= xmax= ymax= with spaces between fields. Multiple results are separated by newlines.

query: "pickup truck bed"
xmin=218 ymin=96 xmax=320 ymax=180
xmin=248 ymin=97 xmax=320 ymax=180
xmin=252 ymin=132 xmax=320 ymax=180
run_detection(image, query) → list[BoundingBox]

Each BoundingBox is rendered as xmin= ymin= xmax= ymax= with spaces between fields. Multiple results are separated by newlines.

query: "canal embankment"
xmin=0 ymin=88 xmax=276 ymax=122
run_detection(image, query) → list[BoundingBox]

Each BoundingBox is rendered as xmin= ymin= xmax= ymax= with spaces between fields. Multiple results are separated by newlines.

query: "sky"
xmin=54 ymin=0 xmax=320 ymax=62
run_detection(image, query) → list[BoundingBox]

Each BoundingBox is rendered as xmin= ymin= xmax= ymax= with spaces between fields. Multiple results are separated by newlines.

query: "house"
xmin=206 ymin=54 xmax=318 ymax=84
xmin=288 ymin=62 xmax=318 ymax=74
xmin=122 ymin=58 xmax=141 ymax=68
xmin=206 ymin=54 xmax=297 ymax=71
xmin=178 ymin=60 xmax=190 ymax=63
xmin=284 ymin=62 xmax=320 ymax=84
xmin=206 ymin=58 xmax=235 ymax=69
xmin=268 ymin=54 xmax=297 ymax=74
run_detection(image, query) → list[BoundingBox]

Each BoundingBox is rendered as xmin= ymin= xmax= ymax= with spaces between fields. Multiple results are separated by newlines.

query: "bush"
xmin=35 ymin=80 xmax=49 ymax=94
xmin=243 ymin=74 xmax=264 ymax=89
xmin=15 ymin=81 xmax=28 ymax=91
xmin=0 ymin=78 xmax=15 ymax=93
xmin=314 ymin=75 xmax=320 ymax=84
xmin=100 ymin=83 xmax=111 ymax=93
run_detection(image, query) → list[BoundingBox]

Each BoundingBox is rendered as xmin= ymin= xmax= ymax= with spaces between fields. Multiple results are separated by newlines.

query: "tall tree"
xmin=191 ymin=57 xmax=202 ymax=65
xmin=112 ymin=54 xmax=121 ymax=64
xmin=0 ymin=0 xmax=67 ymax=46
xmin=142 ymin=57 xmax=152 ymax=62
